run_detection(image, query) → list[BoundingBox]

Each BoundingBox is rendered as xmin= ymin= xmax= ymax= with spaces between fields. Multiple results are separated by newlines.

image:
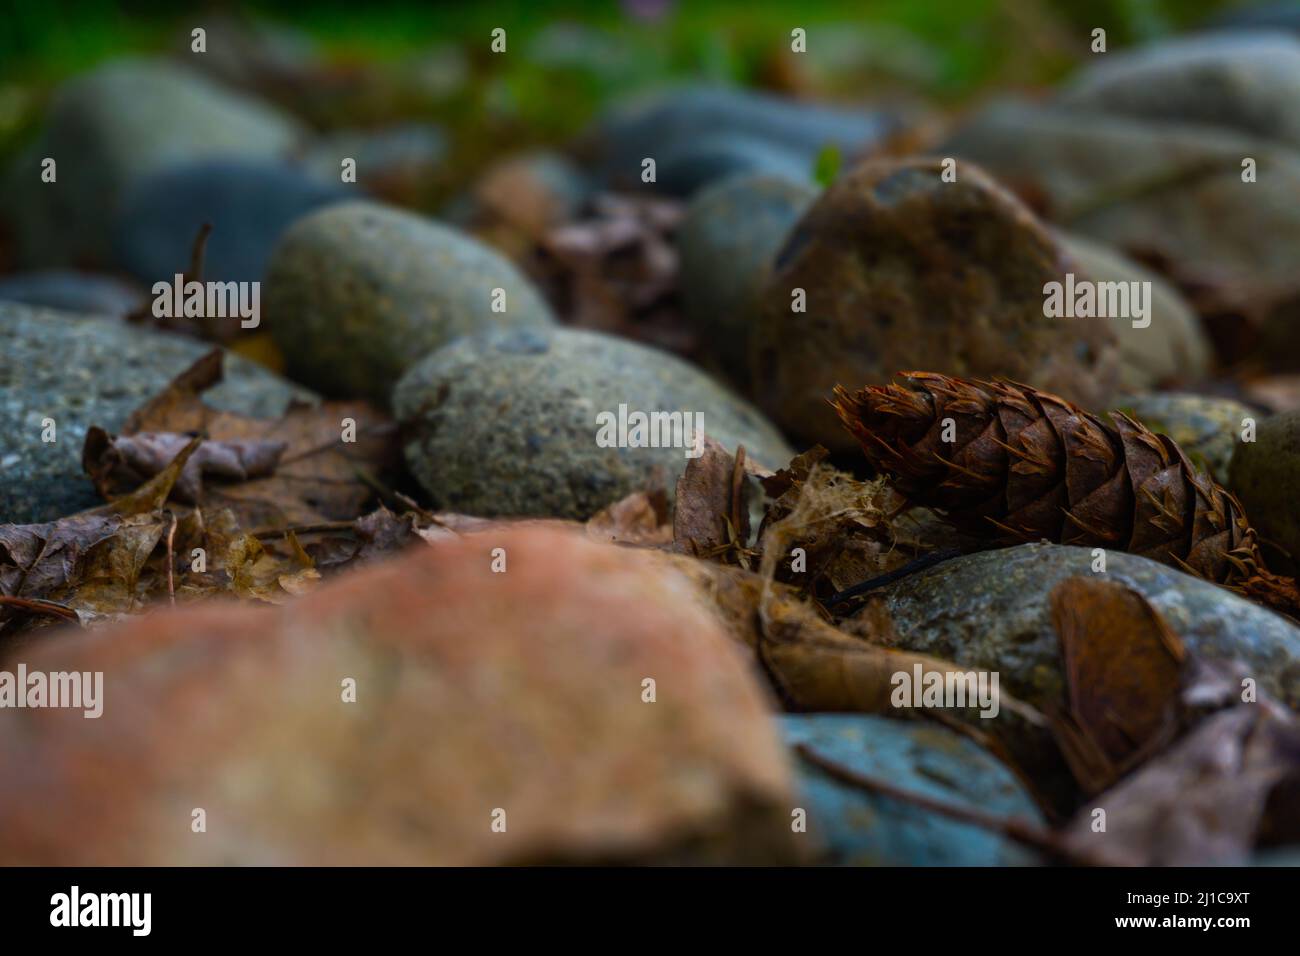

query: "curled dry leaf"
xmin=81 ymin=349 xmax=399 ymax=531
xmin=673 ymin=437 xmax=750 ymax=563
xmin=84 ymin=429 xmax=286 ymax=504
xmin=1047 ymin=576 xmax=1186 ymax=794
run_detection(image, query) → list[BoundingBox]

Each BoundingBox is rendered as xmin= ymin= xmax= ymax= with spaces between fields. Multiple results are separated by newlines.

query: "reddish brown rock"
xmin=0 ymin=528 xmax=799 ymax=865
xmin=749 ymin=158 xmax=1119 ymax=451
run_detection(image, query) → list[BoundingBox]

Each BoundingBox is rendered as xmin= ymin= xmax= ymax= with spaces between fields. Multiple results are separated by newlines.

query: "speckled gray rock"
xmin=265 ymin=201 xmax=556 ymax=403
xmin=1057 ymin=32 xmax=1300 ymax=151
xmin=393 ymin=327 xmax=794 ymax=519
xmin=1058 ymin=232 xmax=1210 ymax=391
xmin=942 ymin=99 xmax=1300 ymax=322
xmin=875 ymin=543 xmax=1300 ymax=714
xmin=1230 ymin=410 xmax=1300 ymax=578
xmin=678 ymin=173 xmax=818 ymax=384
xmin=0 ymin=303 xmax=315 ymax=524
xmin=0 ymin=270 xmax=145 ymax=317
xmin=4 ymin=58 xmax=304 ymax=268
xmin=113 ymin=160 xmax=351 ymax=285
xmin=1117 ymin=392 xmax=1255 ymax=485
xmin=783 ymin=714 xmax=1043 ymax=866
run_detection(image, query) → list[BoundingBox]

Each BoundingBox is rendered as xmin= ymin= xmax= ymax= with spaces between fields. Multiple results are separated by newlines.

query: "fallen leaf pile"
xmin=3 ymin=353 xmax=1298 ymax=866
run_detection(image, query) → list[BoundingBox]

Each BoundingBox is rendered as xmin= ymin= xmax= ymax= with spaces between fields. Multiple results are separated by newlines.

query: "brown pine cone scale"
xmin=833 ymin=372 xmax=1298 ymax=614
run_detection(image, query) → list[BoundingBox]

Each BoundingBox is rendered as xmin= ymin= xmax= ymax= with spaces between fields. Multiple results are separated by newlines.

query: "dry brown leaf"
xmin=82 ymin=349 xmax=399 ymax=532
xmin=1063 ymin=703 xmax=1300 ymax=866
xmin=673 ymin=438 xmax=748 ymax=561
xmin=586 ymin=489 xmax=671 ymax=547
xmin=84 ymin=429 xmax=286 ymax=504
xmin=1047 ymin=576 xmax=1186 ymax=794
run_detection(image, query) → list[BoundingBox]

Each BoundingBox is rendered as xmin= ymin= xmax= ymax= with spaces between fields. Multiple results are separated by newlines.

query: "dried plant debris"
xmin=82 ymin=349 xmax=399 ymax=531
xmin=537 ymin=193 xmax=694 ymax=355
xmin=834 ymin=372 xmax=1300 ymax=614
xmin=753 ymin=445 xmax=953 ymax=605
xmin=1064 ymin=703 xmax=1300 ymax=866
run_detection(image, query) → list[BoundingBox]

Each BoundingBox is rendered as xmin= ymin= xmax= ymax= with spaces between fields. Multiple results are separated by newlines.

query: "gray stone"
xmin=1230 ymin=410 xmax=1300 ymax=577
xmin=783 ymin=714 xmax=1043 ymax=866
xmin=264 ymin=201 xmax=556 ymax=404
xmin=113 ymin=159 xmax=351 ymax=285
xmin=0 ymin=270 xmax=145 ymax=317
xmin=874 ymin=543 xmax=1300 ymax=714
xmin=677 ymin=173 xmax=818 ymax=384
xmin=1057 ymin=32 xmax=1300 ymax=150
xmin=1057 ymin=232 xmax=1211 ymax=391
xmin=0 ymin=303 xmax=315 ymax=525
xmin=1116 ymin=391 xmax=1254 ymax=485
xmin=1212 ymin=1 xmax=1300 ymax=35
xmin=4 ymin=58 xmax=304 ymax=268
xmin=655 ymin=133 xmax=812 ymax=198
xmin=750 ymin=158 xmax=1119 ymax=452
xmin=592 ymin=86 xmax=899 ymax=195
xmin=393 ymin=326 xmax=794 ymax=519
xmin=300 ymin=123 xmax=447 ymax=199
xmin=942 ymin=99 xmax=1300 ymax=321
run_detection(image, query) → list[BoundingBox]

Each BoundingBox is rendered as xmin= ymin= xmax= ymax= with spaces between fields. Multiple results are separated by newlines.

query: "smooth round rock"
xmin=4 ymin=58 xmax=303 ymax=268
xmin=678 ymin=173 xmax=818 ymax=383
xmin=0 ymin=270 xmax=145 ymax=317
xmin=750 ymin=158 xmax=1120 ymax=450
xmin=875 ymin=543 xmax=1300 ymax=713
xmin=1058 ymin=232 xmax=1211 ymax=391
xmin=1230 ymin=410 xmax=1300 ymax=576
xmin=1117 ymin=392 xmax=1255 ymax=485
xmin=264 ymin=201 xmax=557 ymax=403
xmin=0 ymin=303 xmax=315 ymax=524
xmin=114 ymin=160 xmax=352 ymax=285
xmin=1057 ymin=32 xmax=1300 ymax=151
xmin=783 ymin=714 xmax=1043 ymax=866
xmin=393 ymin=327 xmax=795 ymax=519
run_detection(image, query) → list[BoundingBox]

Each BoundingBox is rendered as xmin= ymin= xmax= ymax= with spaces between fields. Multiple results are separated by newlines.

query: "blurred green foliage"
xmin=0 ymin=0 xmax=1262 ymax=174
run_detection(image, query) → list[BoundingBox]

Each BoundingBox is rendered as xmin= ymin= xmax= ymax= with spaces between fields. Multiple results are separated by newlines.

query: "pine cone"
xmin=832 ymin=372 xmax=1299 ymax=615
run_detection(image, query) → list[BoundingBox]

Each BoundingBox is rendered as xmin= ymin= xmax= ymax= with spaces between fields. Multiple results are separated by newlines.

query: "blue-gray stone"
xmin=113 ymin=160 xmax=351 ymax=286
xmin=678 ymin=173 xmax=818 ymax=382
xmin=0 ymin=270 xmax=145 ymax=317
xmin=783 ymin=714 xmax=1043 ymax=866
xmin=592 ymin=86 xmax=898 ymax=195
xmin=3 ymin=58 xmax=304 ymax=268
